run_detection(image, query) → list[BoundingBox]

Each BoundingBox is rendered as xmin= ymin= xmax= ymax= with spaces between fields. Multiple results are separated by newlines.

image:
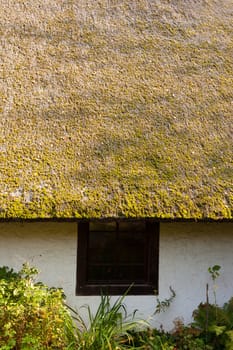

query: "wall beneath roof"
xmin=0 ymin=222 xmax=77 ymax=297
xmin=0 ymin=221 xmax=232 ymax=330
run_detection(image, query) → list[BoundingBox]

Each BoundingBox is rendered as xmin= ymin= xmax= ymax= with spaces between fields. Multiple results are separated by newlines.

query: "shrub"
xmin=192 ymin=298 xmax=233 ymax=350
xmin=3 ymin=263 xmax=233 ymax=350
xmin=0 ymin=264 xmax=76 ymax=349
xmin=128 ymin=328 xmax=176 ymax=350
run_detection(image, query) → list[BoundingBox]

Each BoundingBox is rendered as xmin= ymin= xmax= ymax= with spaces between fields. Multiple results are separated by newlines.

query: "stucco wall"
xmin=0 ymin=222 xmax=77 ymax=296
xmin=0 ymin=221 xmax=232 ymax=330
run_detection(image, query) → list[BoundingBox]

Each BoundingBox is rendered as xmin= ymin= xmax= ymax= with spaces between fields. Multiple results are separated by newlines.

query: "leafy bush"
xmin=128 ymin=328 xmax=176 ymax=350
xmin=0 ymin=264 xmax=76 ymax=349
xmin=171 ymin=318 xmax=212 ymax=350
xmin=129 ymin=321 xmax=211 ymax=350
xmin=0 ymin=266 xmax=147 ymax=349
xmin=192 ymin=298 xmax=233 ymax=350
xmin=2 ymin=263 xmax=233 ymax=350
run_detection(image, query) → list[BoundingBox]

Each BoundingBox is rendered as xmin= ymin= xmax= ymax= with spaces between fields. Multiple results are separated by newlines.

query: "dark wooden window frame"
xmin=76 ymin=221 xmax=159 ymax=295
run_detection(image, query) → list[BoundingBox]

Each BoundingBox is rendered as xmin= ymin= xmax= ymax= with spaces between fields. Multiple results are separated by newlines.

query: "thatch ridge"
xmin=0 ymin=0 xmax=232 ymax=219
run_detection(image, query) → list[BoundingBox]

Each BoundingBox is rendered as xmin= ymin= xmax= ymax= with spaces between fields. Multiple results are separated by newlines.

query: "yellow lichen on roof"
xmin=0 ymin=0 xmax=232 ymax=219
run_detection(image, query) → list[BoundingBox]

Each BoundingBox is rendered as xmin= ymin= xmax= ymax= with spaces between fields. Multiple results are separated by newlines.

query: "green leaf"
xmin=209 ymin=325 xmax=226 ymax=336
xmin=212 ymin=265 xmax=221 ymax=272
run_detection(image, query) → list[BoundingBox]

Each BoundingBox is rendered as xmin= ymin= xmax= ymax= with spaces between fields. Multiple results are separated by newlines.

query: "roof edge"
xmin=0 ymin=217 xmax=232 ymax=223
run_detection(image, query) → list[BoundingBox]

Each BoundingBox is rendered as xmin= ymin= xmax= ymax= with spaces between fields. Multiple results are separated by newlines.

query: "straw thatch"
xmin=0 ymin=0 xmax=232 ymax=219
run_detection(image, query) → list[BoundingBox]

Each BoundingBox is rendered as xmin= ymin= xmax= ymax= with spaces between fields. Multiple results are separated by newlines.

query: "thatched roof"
xmin=0 ymin=0 xmax=232 ymax=220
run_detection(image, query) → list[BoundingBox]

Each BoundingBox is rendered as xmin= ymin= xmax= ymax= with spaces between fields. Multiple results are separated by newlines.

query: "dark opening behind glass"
xmin=87 ymin=221 xmax=146 ymax=283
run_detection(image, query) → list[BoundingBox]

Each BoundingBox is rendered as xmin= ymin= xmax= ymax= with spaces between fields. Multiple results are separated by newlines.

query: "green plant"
xmin=0 ymin=263 xmax=77 ymax=349
xmin=172 ymin=318 xmax=213 ymax=350
xmin=208 ymin=265 xmax=221 ymax=282
xmin=0 ymin=266 xmax=19 ymax=280
xmin=68 ymin=291 xmax=146 ymax=350
xmin=154 ymin=287 xmax=176 ymax=315
xmin=192 ymin=298 xmax=233 ymax=350
xmin=208 ymin=265 xmax=221 ymax=307
xmin=130 ymin=328 xmax=176 ymax=350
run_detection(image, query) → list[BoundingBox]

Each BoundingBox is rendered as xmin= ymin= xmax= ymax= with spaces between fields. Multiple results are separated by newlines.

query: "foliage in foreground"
xmin=69 ymin=292 xmax=146 ymax=350
xmin=1 ymin=264 xmax=233 ymax=349
xmin=0 ymin=264 xmax=76 ymax=349
xmin=0 ymin=265 xmax=145 ymax=350
xmin=191 ymin=298 xmax=233 ymax=350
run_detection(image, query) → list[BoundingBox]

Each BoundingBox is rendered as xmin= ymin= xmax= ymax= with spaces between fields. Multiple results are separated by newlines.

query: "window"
xmin=76 ymin=220 xmax=159 ymax=295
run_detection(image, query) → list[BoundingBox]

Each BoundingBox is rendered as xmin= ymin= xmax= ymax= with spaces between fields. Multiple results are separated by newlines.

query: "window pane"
xmin=88 ymin=264 xmax=145 ymax=282
xmin=87 ymin=222 xmax=146 ymax=283
xmin=89 ymin=231 xmax=116 ymax=264
xmin=90 ymin=221 xmax=116 ymax=231
xmin=119 ymin=221 xmax=146 ymax=232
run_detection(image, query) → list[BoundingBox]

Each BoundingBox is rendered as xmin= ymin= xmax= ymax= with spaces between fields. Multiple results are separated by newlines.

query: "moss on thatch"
xmin=0 ymin=0 xmax=232 ymax=219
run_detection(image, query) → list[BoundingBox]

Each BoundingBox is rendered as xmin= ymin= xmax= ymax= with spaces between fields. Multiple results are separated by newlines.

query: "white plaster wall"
xmin=0 ymin=222 xmax=77 ymax=300
xmin=157 ymin=222 xmax=233 ymax=329
xmin=0 ymin=221 xmax=232 ymax=330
